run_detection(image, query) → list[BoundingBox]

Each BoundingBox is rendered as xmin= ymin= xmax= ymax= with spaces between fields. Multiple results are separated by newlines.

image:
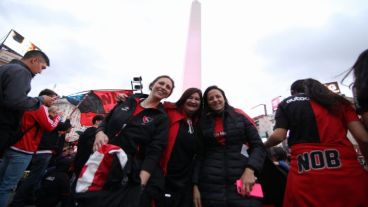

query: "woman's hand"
xmin=239 ymin=168 xmax=257 ymax=195
xmin=193 ymin=185 xmax=202 ymax=207
xmin=116 ymin=93 xmax=128 ymax=102
xmin=139 ymin=170 xmax=151 ymax=187
xmin=93 ymin=131 xmax=109 ymax=151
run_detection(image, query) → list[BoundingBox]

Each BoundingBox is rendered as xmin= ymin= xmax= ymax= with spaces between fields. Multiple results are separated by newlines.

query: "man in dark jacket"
xmin=0 ymin=88 xmax=60 ymax=207
xmin=0 ymin=50 xmax=56 ymax=156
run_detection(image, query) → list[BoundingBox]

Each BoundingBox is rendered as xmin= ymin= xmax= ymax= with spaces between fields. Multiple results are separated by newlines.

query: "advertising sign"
xmin=324 ymin=82 xmax=340 ymax=94
xmin=1 ymin=29 xmax=40 ymax=57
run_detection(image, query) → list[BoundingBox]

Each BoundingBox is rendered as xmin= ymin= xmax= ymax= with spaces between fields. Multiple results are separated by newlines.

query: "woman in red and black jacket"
xmin=265 ymin=78 xmax=368 ymax=207
xmin=93 ymin=75 xmax=175 ymax=207
xmin=160 ymin=87 xmax=202 ymax=207
xmin=193 ymin=85 xmax=266 ymax=207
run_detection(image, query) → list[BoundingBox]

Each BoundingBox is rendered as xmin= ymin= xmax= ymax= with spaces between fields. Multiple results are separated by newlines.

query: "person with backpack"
xmin=0 ymin=89 xmax=61 ymax=207
xmin=10 ymin=113 xmax=72 ymax=207
xmin=0 ymin=50 xmax=56 ymax=157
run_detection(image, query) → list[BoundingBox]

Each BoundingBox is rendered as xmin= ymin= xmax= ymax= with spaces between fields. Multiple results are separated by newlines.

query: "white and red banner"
xmin=76 ymin=144 xmax=128 ymax=193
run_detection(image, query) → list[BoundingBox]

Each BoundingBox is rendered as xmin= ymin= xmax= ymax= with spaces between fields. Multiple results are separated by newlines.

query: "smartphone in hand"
xmin=235 ymin=179 xmax=264 ymax=198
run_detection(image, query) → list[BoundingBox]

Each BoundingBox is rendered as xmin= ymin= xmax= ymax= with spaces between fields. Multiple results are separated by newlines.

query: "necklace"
xmin=187 ymin=118 xmax=194 ymax=134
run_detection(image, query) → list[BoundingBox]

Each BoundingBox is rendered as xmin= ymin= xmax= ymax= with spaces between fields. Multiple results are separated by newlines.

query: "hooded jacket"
xmin=0 ymin=59 xmax=42 ymax=131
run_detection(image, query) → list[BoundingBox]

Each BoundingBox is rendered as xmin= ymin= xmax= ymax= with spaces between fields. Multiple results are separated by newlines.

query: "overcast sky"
xmin=1 ymin=0 xmax=367 ymax=117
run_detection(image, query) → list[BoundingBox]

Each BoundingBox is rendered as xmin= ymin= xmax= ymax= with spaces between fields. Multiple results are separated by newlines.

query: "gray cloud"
xmin=34 ymin=39 xmax=103 ymax=88
xmin=0 ymin=0 xmax=84 ymax=28
xmin=256 ymin=8 xmax=368 ymax=82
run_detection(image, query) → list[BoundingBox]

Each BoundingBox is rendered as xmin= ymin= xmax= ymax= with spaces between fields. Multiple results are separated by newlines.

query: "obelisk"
xmin=182 ymin=0 xmax=201 ymax=91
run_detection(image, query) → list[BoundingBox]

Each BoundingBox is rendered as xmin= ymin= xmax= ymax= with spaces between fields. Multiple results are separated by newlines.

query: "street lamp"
xmin=131 ymin=76 xmax=143 ymax=94
xmin=252 ymin=104 xmax=267 ymax=116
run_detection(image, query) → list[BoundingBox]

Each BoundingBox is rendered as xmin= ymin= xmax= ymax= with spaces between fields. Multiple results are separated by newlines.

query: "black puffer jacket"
xmin=196 ymin=106 xmax=266 ymax=206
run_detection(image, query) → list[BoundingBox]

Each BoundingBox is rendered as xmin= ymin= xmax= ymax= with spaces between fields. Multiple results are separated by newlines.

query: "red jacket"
xmin=160 ymin=102 xmax=191 ymax=175
xmin=160 ymin=104 xmax=254 ymax=175
xmin=11 ymin=105 xmax=60 ymax=154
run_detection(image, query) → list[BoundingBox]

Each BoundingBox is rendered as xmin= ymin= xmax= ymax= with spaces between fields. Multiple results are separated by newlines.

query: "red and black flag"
xmin=65 ymin=89 xmax=133 ymax=126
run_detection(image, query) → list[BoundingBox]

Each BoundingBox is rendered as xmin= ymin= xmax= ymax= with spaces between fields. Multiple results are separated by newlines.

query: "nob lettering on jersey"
xmin=286 ymin=96 xmax=310 ymax=104
xmin=297 ymin=149 xmax=341 ymax=174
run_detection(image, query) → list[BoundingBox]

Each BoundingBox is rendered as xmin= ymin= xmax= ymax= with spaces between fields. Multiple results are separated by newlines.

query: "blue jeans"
xmin=10 ymin=153 xmax=52 ymax=207
xmin=0 ymin=149 xmax=32 ymax=207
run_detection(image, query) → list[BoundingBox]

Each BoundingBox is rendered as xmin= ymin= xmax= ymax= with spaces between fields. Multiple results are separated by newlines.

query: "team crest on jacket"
xmin=142 ymin=116 xmax=153 ymax=125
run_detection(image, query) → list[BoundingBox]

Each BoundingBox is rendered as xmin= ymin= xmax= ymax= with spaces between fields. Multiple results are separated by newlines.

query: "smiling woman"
xmin=160 ymin=87 xmax=202 ymax=207
xmin=75 ymin=75 xmax=175 ymax=207
xmin=194 ymin=85 xmax=266 ymax=207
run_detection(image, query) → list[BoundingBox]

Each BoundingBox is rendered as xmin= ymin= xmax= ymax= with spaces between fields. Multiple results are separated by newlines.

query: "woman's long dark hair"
xmin=291 ymin=78 xmax=351 ymax=114
xmin=175 ymin=87 xmax=202 ymax=118
xmin=341 ymin=49 xmax=368 ymax=100
xmin=352 ymin=49 xmax=368 ymax=100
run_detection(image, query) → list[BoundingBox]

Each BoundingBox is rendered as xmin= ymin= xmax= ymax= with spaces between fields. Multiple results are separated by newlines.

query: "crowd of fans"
xmin=0 ymin=49 xmax=367 ymax=207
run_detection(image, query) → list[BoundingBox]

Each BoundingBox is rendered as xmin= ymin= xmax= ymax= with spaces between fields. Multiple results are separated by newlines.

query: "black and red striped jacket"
xmin=98 ymin=96 xmax=169 ymax=189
